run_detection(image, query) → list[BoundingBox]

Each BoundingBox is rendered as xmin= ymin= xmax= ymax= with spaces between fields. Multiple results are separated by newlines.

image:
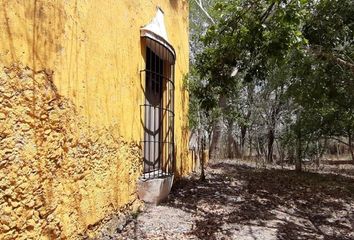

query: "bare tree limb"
xmin=194 ymin=0 xmax=215 ymax=24
xmin=330 ymin=137 xmax=350 ymax=146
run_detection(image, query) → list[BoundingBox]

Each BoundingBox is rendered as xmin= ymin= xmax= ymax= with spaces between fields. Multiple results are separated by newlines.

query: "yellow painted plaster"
xmin=0 ymin=0 xmax=190 ymax=239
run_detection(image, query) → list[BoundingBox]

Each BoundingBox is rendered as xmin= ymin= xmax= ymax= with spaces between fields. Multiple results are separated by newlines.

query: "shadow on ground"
xmin=165 ymin=160 xmax=354 ymax=240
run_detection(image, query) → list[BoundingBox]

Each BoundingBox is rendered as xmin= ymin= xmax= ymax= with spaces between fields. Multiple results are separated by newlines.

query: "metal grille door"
xmin=141 ymin=44 xmax=175 ymax=179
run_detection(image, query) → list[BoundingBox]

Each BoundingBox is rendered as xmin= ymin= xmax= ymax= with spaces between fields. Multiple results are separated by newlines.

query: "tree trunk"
xmin=348 ymin=132 xmax=354 ymax=161
xmin=267 ymin=128 xmax=275 ymax=163
xmin=256 ymin=137 xmax=260 ymax=159
xmin=315 ymin=140 xmax=320 ymax=167
xmin=227 ymin=122 xmax=234 ymax=159
xmin=295 ymin=129 xmax=302 ymax=172
xmin=209 ymin=97 xmax=226 ymax=160
xmin=249 ymin=134 xmax=253 ymax=158
xmin=226 ymin=122 xmax=241 ymax=159
xmin=200 ymin=136 xmax=206 ymax=181
xmin=276 ymin=139 xmax=284 ymax=168
xmin=240 ymin=125 xmax=247 ymax=159
xmin=319 ymin=138 xmax=328 ymax=160
xmin=258 ymin=138 xmax=266 ymax=158
xmin=266 ymin=92 xmax=280 ymax=164
xmin=209 ymin=118 xmax=223 ymax=160
xmin=295 ymin=110 xmax=302 ymax=172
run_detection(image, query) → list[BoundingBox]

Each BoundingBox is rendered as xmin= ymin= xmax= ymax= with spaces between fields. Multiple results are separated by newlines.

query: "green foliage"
xmin=189 ymin=0 xmax=354 ymax=162
xmin=288 ymin=0 xmax=354 ymax=140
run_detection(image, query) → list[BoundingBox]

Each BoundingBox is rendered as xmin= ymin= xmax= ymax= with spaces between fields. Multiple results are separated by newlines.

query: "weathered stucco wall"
xmin=0 ymin=64 xmax=142 ymax=239
xmin=0 ymin=0 xmax=190 ymax=239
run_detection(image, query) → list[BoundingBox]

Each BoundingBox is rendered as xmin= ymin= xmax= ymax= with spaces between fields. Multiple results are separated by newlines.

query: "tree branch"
xmin=309 ymin=47 xmax=354 ymax=74
xmin=260 ymin=2 xmax=275 ymax=23
xmin=194 ymin=0 xmax=215 ymax=24
xmin=330 ymin=137 xmax=350 ymax=146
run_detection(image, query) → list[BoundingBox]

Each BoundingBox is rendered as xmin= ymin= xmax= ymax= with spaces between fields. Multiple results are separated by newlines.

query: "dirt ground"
xmin=102 ymin=159 xmax=354 ymax=240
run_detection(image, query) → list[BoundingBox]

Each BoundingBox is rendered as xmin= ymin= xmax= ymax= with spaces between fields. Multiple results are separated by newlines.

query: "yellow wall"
xmin=0 ymin=0 xmax=190 ymax=239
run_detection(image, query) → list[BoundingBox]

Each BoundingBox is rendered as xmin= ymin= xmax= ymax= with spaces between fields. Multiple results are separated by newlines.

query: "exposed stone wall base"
xmin=137 ymin=175 xmax=174 ymax=205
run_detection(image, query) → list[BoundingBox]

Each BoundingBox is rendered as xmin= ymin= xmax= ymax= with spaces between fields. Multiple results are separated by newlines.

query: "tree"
xmin=288 ymin=0 xmax=354 ymax=163
xmin=190 ymin=0 xmax=354 ymax=171
xmin=194 ymin=0 xmax=308 ymax=160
